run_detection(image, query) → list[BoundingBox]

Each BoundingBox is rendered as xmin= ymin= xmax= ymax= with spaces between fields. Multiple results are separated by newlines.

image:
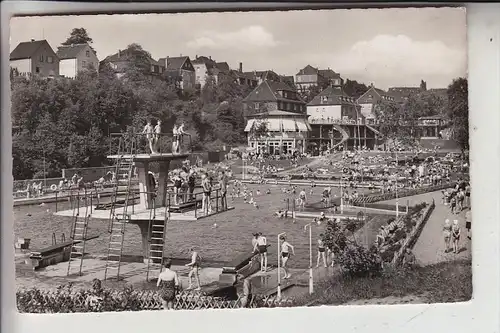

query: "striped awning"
xmin=245 ymin=116 xmax=311 ymax=132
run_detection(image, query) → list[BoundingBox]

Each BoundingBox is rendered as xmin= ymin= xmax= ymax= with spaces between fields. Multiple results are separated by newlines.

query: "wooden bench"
xmin=29 ymin=235 xmax=99 ymax=270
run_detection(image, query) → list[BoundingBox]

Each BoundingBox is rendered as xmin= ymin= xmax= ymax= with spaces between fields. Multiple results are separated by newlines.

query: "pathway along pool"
xmin=14 ymin=184 xmax=373 ymax=269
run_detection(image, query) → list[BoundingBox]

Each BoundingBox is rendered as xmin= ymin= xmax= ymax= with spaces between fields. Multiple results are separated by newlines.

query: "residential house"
xmin=387 ymin=86 xmax=423 ymax=101
xmin=56 ymin=43 xmax=99 ymax=78
xmin=243 ymin=80 xmax=306 ymax=116
xmin=192 ymin=55 xmax=218 ymax=88
xmin=158 ymin=56 xmax=195 ymax=90
xmin=243 ymin=80 xmax=309 ymax=154
xmin=10 ymin=39 xmax=59 ymax=78
xmin=306 ymin=86 xmax=379 ymax=151
xmin=295 ymin=65 xmax=343 ymax=91
xmin=101 ymin=48 xmax=165 ymax=81
xmin=244 ymin=70 xmax=281 ymax=85
xmin=356 ymin=84 xmax=399 ymax=124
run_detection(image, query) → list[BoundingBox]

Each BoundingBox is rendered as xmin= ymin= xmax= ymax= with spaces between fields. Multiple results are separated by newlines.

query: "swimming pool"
xmin=14 ymin=184 xmax=372 ymax=269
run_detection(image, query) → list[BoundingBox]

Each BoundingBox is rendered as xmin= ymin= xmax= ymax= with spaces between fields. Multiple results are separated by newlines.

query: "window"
xmin=35 ymin=67 xmax=40 ymax=73
xmin=282 ymin=102 xmax=287 ymax=110
xmin=82 ymin=60 xmax=87 ymax=67
xmin=86 ymin=50 xmax=90 ymax=57
xmin=39 ymin=55 xmax=44 ymax=62
xmin=255 ymin=102 xmax=260 ymax=109
xmin=46 ymin=56 xmax=53 ymax=63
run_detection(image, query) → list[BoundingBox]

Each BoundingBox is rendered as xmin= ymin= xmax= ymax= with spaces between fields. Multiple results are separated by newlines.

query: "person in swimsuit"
xmin=298 ymin=189 xmax=307 ymax=211
xmin=465 ymin=208 xmax=472 ymax=240
xmin=143 ymin=120 xmax=155 ymax=154
xmin=316 ymin=235 xmax=327 ymax=268
xmin=172 ymin=124 xmax=179 ymax=153
xmin=173 ymin=174 xmax=182 ymax=205
xmin=280 ymin=235 xmax=295 ymax=279
xmin=443 ymin=219 xmax=452 ymax=253
xmin=452 ymin=220 xmax=461 ymax=254
xmin=251 ymin=233 xmax=259 ymax=255
xmin=177 ymin=122 xmax=186 ymax=153
xmin=157 ymin=259 xmax=179 ymax=310
xmin=185 ymin=248 xmax=201 ymax=290
xmin=153 ymin=120 xmax=162 ymax=153
xmin=201 ymin=173 xmax=212 ymax=215
xmin=253 ymin=232 xmax=268 ymax=272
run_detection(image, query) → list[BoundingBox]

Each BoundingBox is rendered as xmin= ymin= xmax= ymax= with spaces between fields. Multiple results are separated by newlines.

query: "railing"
xmin=166 ymin=186 xmax=229 ymax=218
xmin=308 ymin=118 xmax=365 ymax=125
xmin=16 ymin=287 xmax=294 ymax=313
xmin=108 ymin=131 xmax=193 ymax=156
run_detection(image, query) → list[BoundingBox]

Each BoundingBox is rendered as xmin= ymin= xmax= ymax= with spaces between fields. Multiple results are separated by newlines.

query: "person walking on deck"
xmin=185 ymin=248 xmax=202 ymax=291
xmin=316 ymin=236 xmax=328 ymax=268
xmin=452 ymin=220 xmax=461 ymax=254
xmin=157 ymin=259 xmax=180 ymax=310
xmin=443 ymin=219 xmax=452 ymax=253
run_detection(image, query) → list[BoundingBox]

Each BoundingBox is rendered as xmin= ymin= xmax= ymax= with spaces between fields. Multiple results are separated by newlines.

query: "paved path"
xmin=379 ymin=190 xmax=472 ymax=266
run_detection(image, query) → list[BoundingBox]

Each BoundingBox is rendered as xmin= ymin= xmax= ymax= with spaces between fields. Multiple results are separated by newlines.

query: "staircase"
xmin=104 ymin=133 xmax=137 ymax=281
xmin=67 ymin=191 xmax=91 ymax=276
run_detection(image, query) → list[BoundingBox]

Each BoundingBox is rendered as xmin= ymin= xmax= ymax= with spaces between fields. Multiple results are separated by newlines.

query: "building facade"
xmin=57 ymin=43 xmax=99 ymax=78
xmin=295 ymin=65 xmax=343 ymax=91
xmin=10 ymin=39 xmax=59 ymax=78
xmin=159 ymin=56 xmax=196 ymax=90
xmin=244 ymin=111 xmax=311 ymax=155
xmin=243 ymin=80 xmax=309 ymax=154
xmin=356 ymin=85 xmax=400 ymax=124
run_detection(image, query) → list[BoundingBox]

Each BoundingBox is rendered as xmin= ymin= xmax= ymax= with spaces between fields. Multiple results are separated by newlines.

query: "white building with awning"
xmin=244 ymin=110 xmax=311 ymax=155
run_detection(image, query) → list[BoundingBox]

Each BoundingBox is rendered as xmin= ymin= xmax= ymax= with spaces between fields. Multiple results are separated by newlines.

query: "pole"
xmin=304 ymin=223 xmax=314 ymax=295
xmin=340 ymin=166 xmax=344 ymax=214
xmin=277 ymin=232 xmax=286 ymax=300
xmin=395 ymin=150 xmax=399 ymax=218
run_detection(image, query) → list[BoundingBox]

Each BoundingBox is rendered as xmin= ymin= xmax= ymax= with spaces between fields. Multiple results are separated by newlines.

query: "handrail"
xmin=108 ymin=131 xmax=193 ymax=155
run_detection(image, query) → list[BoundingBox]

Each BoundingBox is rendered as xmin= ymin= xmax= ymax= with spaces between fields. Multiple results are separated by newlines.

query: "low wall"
xmin=351 ymin=182 xmax=456 ymax=205
xmin=392 ymin=200 xmax=436 ymax=266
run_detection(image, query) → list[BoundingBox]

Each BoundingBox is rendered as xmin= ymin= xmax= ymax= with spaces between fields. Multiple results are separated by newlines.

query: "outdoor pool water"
xmin=14 ymin=184 xmax=372 ymax=269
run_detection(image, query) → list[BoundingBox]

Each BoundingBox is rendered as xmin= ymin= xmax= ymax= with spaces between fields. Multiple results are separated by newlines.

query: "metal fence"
xmin=17 ymin=288 xmax=294 ymax=313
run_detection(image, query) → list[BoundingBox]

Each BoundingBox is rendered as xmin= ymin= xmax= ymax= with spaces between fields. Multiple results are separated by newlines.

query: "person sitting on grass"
xmin=402 ymin=248 xmax=416 ymax=269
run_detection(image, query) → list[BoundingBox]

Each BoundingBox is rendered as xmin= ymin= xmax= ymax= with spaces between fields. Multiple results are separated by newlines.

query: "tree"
xmin=62 ymin=28 xmax=96 ymax=55
xmin=420 ymin=80 xmax=427 ymax=91
xmin=447 ymin=77 xmax=468 ymax=152
xmin=343 ymin=79 xmax=369 ymax=99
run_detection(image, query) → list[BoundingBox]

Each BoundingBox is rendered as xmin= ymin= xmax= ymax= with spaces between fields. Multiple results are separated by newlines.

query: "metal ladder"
xmin=146 ymin=199 xmax=170 ymax=281
xmin=104 ymin=133 xmax=137 ymax=281
xmin=67 ymin=189 xmax=90 ymax=276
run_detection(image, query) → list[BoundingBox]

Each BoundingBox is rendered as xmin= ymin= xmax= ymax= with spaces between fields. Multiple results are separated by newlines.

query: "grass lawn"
xmin=293 ymin=259 xmax=472 ymax=306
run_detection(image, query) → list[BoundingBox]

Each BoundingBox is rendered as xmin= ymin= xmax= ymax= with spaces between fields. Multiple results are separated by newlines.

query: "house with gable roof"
xmin=57 ymin=43 xmax=99 ymax=78
xmin=100 ymin=48 xmax=165 ymax=81
xmin=10 ymin=39 xmax=59 ymax=78
xmin=158 ymin=56 xmax=195 ymax=90
xmin=243 ymin=80 xmax=310 ymax=154
xmin=295 ymin=65 xmax=343 ymax=91
xmin=307 ymin=86 xmax=381 ymax=151
xmin=356 ymin=84 xmax=400 ymax=124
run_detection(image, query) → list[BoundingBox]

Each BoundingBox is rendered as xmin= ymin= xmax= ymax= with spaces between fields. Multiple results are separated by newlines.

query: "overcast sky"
xmin=10 ymin=7 xmax=466 ymax=89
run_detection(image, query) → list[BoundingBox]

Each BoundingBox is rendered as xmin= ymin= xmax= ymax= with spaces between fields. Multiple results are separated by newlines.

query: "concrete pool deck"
xmin=54 ymin=204 xmax=235 ymax=222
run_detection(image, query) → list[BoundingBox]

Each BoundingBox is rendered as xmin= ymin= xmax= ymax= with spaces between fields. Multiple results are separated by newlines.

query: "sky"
xmin=10 ymin=7 xmax=466 ymax=90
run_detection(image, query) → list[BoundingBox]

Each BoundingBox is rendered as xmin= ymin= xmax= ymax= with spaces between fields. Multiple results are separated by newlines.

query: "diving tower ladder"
xmin=67 ymin=189 xmax=91 ymax=276
xmin=104 ymin=133 xmax=137 ymax=281
xmin=146 ymin=200 xmax=170 ymax=281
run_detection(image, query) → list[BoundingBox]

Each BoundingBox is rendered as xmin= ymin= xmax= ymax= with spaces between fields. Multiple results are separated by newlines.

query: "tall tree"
xmin=62 ymin=28 xmax=96 ymax=55
xmin=343 ymin=79 xmax=369 ymax=99
xmin=447 ymin=77 xmax=468 ymax=152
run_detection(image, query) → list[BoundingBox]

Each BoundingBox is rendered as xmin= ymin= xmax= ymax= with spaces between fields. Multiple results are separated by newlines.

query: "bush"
xmin=380 ymin=249 xmax=396 ymax=263
xmin=337 ymin=244 xmax=383 ymax=278
xmin=393 ymin=229 xmax=407 ymax=243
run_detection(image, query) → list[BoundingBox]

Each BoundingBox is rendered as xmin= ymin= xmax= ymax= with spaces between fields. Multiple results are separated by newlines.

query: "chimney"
xmin=239 ymin=62 xmax=243 ymax=73
xmin=118 ymin=49 xmax=121 ymax=57
xmin=209 ymin=56 xmax=212 ymax=60
xmin=31 ymin=39 xmax=35 ymax=42
xmin=195 ymin=54 xmax=198 ymax=59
